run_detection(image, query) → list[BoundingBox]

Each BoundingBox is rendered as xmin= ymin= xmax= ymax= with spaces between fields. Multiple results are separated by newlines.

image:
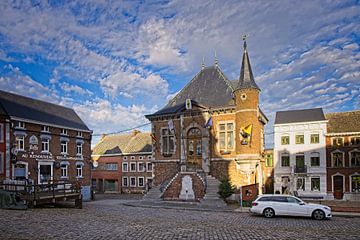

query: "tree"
xmin=218 ymin=178 xmax=235 ymax=200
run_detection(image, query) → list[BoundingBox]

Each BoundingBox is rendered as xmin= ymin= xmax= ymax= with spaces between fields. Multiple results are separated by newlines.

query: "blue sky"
xmin=0 ymin=0 xmax=359 ymax=147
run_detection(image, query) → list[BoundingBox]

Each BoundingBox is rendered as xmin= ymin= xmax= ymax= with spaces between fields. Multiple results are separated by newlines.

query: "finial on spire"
xmin=242 ymin=34 xmax=248 ymax=51
xmin=214 ymin=50 xmax=218 ymax=67
xmin=201 ymin=56 xmax=205 ymax=70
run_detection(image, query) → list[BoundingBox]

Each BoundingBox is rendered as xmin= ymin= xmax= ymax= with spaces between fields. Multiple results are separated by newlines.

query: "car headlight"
xmin=323 ymin=206 xmax=331 ymax=211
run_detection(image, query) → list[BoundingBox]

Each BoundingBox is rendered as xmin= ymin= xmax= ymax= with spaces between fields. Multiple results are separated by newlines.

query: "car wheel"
xmin=312 ymin=209 xmax=325 ymax=220
xmin=263 ymin=208 xmax=275 ymax=218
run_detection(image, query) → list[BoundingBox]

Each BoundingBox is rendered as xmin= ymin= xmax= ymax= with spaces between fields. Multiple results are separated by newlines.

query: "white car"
xmin=250 ymin=194 xmax=332 ymax=220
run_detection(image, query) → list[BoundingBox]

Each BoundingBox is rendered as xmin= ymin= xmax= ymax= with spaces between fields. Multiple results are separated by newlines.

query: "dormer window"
xmin=61 ymin=129 xmax=68 ymax=135
xmin=16 ymin=121 xmax=25 ymax=129
xmin=76 ymin=131 xmax=83 ymax=137
xmin=42 ymin=126 xmax=50 ymax=132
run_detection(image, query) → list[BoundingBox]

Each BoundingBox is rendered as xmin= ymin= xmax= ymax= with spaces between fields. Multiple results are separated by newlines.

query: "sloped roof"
xmin=92 ymin=131 xmax=152 ymax=155
xmin=0 ymin=90 xmax=90 ymax=131
xmin=146 ymin=100 xmax=206 ymax=117
xmin=166 ymin=66 xmax=235 ymax=109
xmin=237 ymin=49 xmax=260 ymax=91
xmin=275 ymin=108 xmax=326 ymax=124
xmin=326 ymin=111 xmax=360 ymax=133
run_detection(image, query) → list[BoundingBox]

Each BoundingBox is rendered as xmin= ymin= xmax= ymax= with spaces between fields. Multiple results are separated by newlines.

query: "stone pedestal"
xmin=179 ymin=175 xmax=195 ymax=200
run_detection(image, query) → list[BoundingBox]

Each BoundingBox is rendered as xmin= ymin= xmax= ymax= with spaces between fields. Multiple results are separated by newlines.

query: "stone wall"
xmin=162 ymin=173 xmax=205 ymax=201
xmin=153 ymin=162 xmax=180 ymax=186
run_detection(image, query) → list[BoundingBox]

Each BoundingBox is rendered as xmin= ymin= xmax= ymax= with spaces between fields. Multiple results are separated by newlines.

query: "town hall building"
xmin=145 ymin=39 xmax=268 ymax=201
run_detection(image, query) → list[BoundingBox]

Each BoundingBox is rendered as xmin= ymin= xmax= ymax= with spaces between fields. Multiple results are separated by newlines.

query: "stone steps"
xmin=200 ymin=175 xmax=227 ymax=208
xmin=142 ymin=185 xmax=162 ymax=202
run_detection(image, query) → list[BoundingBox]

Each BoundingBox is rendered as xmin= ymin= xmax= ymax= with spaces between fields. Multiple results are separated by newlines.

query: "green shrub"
xmin=218 ymin=178 xmax=235 ymax=200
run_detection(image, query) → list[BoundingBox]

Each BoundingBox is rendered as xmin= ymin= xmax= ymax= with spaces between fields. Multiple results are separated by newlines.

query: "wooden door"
xmin=333 ymin=176 xmax=344 ymax=199
xmin=187 ymin=128 xmax=202 ymax=170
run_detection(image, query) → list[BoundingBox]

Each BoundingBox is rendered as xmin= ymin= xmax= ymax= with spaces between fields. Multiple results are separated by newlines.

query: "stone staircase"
xmin=200 ymin=175 xmax=227 ymax=208
xmin=142 ymin=185 xmax=162 ymax=202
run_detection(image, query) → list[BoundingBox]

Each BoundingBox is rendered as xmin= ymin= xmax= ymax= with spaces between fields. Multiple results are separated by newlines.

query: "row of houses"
xmin=273 ymin=108 xmax=360 ymax=200
xmin=0 ymin=90 xmax=92 ymax=200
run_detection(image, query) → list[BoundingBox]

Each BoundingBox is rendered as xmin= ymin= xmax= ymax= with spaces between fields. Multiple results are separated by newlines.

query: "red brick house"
xmin=326 ymin=111 xmax=360 ymax=201
xmin=0 ymin=90 xmax=92 ymax=200
xmin=91 ymin=130 xmax=153 ymax=193
xmin=145 ymin=39 xmax=268 ymax=201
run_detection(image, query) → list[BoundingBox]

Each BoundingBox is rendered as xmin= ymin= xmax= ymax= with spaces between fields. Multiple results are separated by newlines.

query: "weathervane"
xmin=242 ymin=34 xmax=248 ymax=50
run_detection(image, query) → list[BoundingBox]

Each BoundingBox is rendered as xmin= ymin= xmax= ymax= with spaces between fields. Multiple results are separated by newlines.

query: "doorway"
xmin=186 ymin=127 xmax=202 ymax=170
xmin=38 ymin=162 xmax=53 ymax=184
xmin=333 ymin=175 xmax=344 ymax=199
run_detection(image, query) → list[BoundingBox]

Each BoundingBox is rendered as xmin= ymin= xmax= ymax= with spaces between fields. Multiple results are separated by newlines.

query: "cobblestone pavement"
xmin=1 ymin=199 xmax=360 ymax=240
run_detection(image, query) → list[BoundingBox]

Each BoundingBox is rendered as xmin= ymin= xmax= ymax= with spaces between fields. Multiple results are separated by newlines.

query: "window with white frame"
xmin=351 ymin=175 xmax=360 ymax=192
xmin=61 ymin=141 xmax=68 ymax=154
xmin=332 ymin=137 xmax=343 ymax=146
xmin=16 ymin=135 xmax=25 ymax=151
xmin=218 ymin=122 xmax=234 ymax=151
xmin=42 ymin=125 xmax=50 ymax=132
xmin=310 ymin=133 xmax=319 ymax=144
xmin=281 ymin=135 xmax=290 ymax=145
xmin=147 ymin=162 xmax=153 ymax=172
xmin=60 ymin=164 xmax=68 ymax=178
xmin=130 ymin=177 xmax=136 ymax=187
xmin=138 ymin=177 xmax=144 ymax=187
xmin=16 ymin=121 xmax=25 ymax=128
xmin=310 ymin=152 xmax=320 ymax=167
xmin=76 ymin=143 xmax=83 ymax=155
xmin=311 ymin=177 xmax=320 ymax=191
xmin=130 ymin=162 xmax=136 ymax=172
xmin=61 ymin=129 xmax=68 ymax=135
xmin=76 ymin=164 xmax=83 ymax=177
xmin=138 ymin=162 xmax=145 ymax=172
xmin=350 ymin=151 xmax=360 ymax=167
xmin=281 ymin=152 xmax=290 ymax=167
xmin=106 ymin=163 xmax=118 ymax=171
xmin=122 ymin=162 xmax=128 ymax=172
xmin=296 ymin=177 xmax=305 ymax=191
xmin=76 ymin=131 xmax=83 ymax=137
xmin=332 ymin=152 xmax=344 ymax=167
xmin=0 ymin=124 xmax=4 ymax=143
xmin=295 ymin=134 xmax=304 ymax=144
xmin=122 ymin=177 xmax=128 ymax=187
xmin=351 ymin=137 xmax=360 ymax=146
xmin=0 ymin=152 xmax=3 ymax=174
xmin=161 ymin=128 xmax=175 ymax=154
xmin=41 ymin=138 xmax=50 ymax=152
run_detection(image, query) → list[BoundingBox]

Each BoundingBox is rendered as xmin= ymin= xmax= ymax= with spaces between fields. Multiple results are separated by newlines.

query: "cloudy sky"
xmin=0 ymin=0 xmax=359 ymax=147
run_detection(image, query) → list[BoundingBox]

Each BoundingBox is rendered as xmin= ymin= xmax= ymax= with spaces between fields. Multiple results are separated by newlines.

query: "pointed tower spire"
xmin=214 ymin=50 xmax=218 ymax=67
xmin=201 ymin=56 xmax=205 ymax=70
xmin=237 ymin=35 xmax=260 ymax=91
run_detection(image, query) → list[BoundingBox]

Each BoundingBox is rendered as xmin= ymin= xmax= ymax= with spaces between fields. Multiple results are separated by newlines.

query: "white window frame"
xmin=76 ymin=164 xmax=83 ymax=178
xmin=41 ymin=138 xmax=50 ymax=153
xmin=0 ymin=124 xmax=4 ymax=143
xmin=139 ymin=156 xmax=144 ymax=160
xmin=138 ymin=177 xmax=145 ymax=187
xmin=138 ymin=162 xmax=145 ymax=172
xmin=281 ymin=134 xmax=290 ymax=145
xmin=122 ymin=162 xmax=128 ymax=172
xmin=295 ymin=133 xmax=304 ymax=144
xmin=130 ymin=156 xmax=135 ymax=160
xmin=130 ymin=177 xmax=136 ymax=187
xmin=310 ymin=132 xmax=320 ymax=144
xmin=349 ymin=173 xmax=360 ymax=193
xmin=106 ymin=163 xmax=118 ymax=171
xmin=16 ymin=121 xmax=25 ymax=129
xmin=349 ymin=149 xmax=360 ymax=167
xmin=130 ymin=162 xmax=136 ymax=172
xmin=331 ymin=150 xmax=345 ymax=167
xmin=122 ymin=177 xmax=128 ymax=187
xmin=123 ymin=156 xmax=127 ymax=161
xmin=147 ymin=162 xmax=153 ymax=172
xmin=311 ymin=177 xmax=321 ymax=191
xmin=76 ymin=131 xmax=83 ymax=137
xmin=42 ymin=125 xmax=50 ymax=132
xmin=76 ymin=143 xmax=83 ymax=156
xmin=310 ymin=152 xmax=320 ymax=167
xmin=61 ymin=129 xmax=68 ymax=135
xmin=16 ymin=135 xmax=25 ymax=151
xmin=60 ymin=164 xmax=68 ymax=178
xmin=61 ymin=141 xmax=68 ymax=154
xmin=217 ymin=121 xmax=235 ymax=151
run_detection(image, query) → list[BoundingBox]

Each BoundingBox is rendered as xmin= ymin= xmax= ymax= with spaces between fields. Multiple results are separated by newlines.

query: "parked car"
xmin=250 ymin=194 xmax=332 ymax=220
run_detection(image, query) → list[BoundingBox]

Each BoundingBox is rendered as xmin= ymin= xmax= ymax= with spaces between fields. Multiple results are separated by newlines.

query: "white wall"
xmin=273 ymin=121 xmax=328 ymax=198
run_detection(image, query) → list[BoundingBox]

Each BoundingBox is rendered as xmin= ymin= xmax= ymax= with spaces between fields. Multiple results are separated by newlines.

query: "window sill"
xmin=220 ymin=150 xmax=231 ymax=155
xmin=76 ymin=176 xmax=84 ymax=179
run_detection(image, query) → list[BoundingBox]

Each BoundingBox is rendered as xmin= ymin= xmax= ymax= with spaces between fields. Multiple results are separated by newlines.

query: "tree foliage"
xmin=218 ymin=178 xmax=235 ymax=200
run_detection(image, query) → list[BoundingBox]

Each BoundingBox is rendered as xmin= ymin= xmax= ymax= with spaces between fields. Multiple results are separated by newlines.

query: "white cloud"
xmin=60 ymin=82 xmax=93 ymax=96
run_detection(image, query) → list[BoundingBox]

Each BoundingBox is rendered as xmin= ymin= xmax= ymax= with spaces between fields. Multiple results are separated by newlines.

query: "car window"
xmin=258 ymin=197 xmax=272 ymax=201
xmin=272 ymin=196 xmax=287 ymax=202
xmin=287 ymin=197 xmax=300 ymax=203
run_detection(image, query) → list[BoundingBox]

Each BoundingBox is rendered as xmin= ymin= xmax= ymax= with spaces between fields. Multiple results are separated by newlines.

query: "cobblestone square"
xmin=1 ymin=198 xmax=360 ymax=240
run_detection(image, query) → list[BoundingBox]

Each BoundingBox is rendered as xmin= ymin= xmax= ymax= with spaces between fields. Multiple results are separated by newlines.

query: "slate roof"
xmin=326 ymin=111 xmax=360 ymax=133
xmin=92 ymin=131 xmax=152 ymax=155
xmin=167 ymin=66 xmax=235 ymax=108
xmin=274 ymin=108 xmax=326 ymax=124
xmin=0 ymin=90 xmax=90 ymax=131
xmin=237 ymin=49 xmax=260 ymax=90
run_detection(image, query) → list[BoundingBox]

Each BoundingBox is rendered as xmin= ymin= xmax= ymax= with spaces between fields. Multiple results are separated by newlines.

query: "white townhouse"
xmin=273 ymin=108 xmax=329 ymax=199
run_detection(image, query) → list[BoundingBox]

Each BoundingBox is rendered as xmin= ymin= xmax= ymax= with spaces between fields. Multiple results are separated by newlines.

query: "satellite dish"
xmin=93 ymin=161 xmax=98 ymax=168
